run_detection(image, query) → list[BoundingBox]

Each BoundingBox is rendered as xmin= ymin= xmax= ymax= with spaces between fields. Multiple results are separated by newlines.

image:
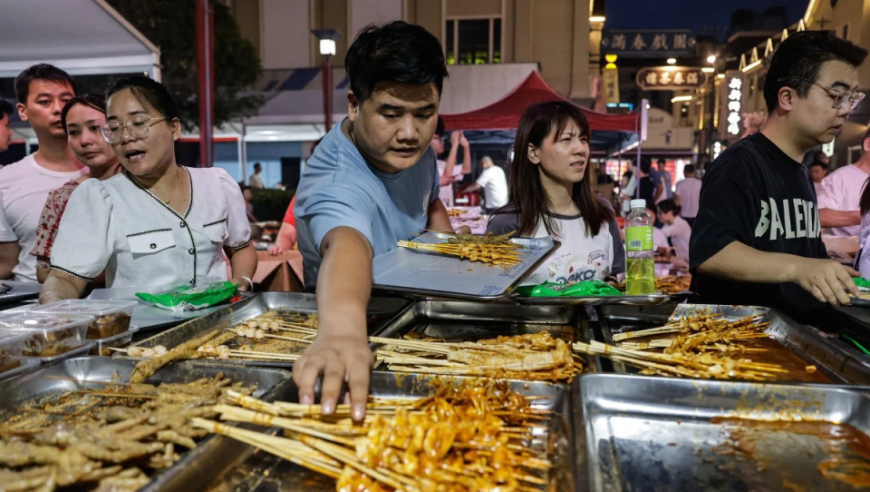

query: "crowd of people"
xmin=0 ymin=22 xmax=868 ymax=423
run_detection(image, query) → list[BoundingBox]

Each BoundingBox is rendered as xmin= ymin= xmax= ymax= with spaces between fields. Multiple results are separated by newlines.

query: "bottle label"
xmin=626 ymin=226 xmax=653 ymax=251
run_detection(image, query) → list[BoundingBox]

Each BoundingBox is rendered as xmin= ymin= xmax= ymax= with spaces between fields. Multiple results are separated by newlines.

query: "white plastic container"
xmin=0 ymin=312 xmax=93 ymax=359
xmin=89 ymin=326 xmax=139 ymax=356
xmin=31 ymin=300 xmax=136 ymax=339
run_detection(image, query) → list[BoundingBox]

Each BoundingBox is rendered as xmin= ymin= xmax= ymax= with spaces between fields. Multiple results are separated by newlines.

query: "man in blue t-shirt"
xmin=292 ymin=21 xmax=456 ymax=422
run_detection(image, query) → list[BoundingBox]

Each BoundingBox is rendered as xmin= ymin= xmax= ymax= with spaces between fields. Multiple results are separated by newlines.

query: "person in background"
xmin=249 ymin=162 xmax=265 ymax=189
xmin=657 ymin=199 xmax=691 ymax=262
xmin=596 ymin=162 xmax=615 ymax=204
xmin=618 ymin=164 xmax=636 ymax=216
xmin=0 ymin=64 xmax=85 ymax=283
xmin=855 ymin=176 xmax=870 ymax=278
xmin=674 ymin=164 xmax=702 ymax=226
xmin=269 ymin=195 xmax=297 ymax=255
xmin=637 ymin=157 xmax=657 ymax=207
xmin=40 ymin=75 xmax=256 ymax=302
xmin=240 ymin=184 xmax=259 ymax=223
xmin=430 ymin=116 xmax=471 ymax=207
xmin=292 ymin=21 xmax=459 ymax=421
xmin=462 ymin=155 xmax=508 ymax=214
xmin=0 ymin=99 xmax=14 ymax=154
xmin=31 ymin=95 xmax=122 ymax=283
xmin=810 ymin=160 xmax=828 ymax=196
xmin=486 ymin=101 xmax=624 ymax=285
xmin=814 ymin=149 xmax=830 ymax=166
xmin=690 ymin=30 xmax=865 ymax=319
xmin=818 ymin=127 xmax=870 ymax=236
xmin=656 ymin=158 xmax=673 ymax=201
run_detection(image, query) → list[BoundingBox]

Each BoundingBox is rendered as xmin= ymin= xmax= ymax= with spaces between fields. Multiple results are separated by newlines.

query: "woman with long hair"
xmin=30 ymin=94 xmax=122 ymax=283
xmin=487 ymin=101 xmax=624 ymax=285
xmin=39 ymin=76 xmax=257 ymax=302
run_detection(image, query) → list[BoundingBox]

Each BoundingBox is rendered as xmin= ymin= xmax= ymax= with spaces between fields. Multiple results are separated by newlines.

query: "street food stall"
xmin=1 ymin=226 xmax=870 ymax=492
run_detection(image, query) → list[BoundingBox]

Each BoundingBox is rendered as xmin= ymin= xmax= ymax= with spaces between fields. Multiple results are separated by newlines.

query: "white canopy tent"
xmin=0 ymin=0 xmax=160 ymax=80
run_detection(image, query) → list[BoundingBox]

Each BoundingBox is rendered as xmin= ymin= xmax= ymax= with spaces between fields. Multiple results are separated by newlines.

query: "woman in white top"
xmin=486 ymin=101 xmax=624 ymax=285
xmin=40 ymin=76 xmax=257 ymax=302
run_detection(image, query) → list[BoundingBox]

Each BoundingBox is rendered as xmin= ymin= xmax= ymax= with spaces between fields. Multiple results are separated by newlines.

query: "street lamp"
xmin=706 ymin=54 xmax=717 ymax=64
xmin=312 ymin=29 xmax=342 ymax=132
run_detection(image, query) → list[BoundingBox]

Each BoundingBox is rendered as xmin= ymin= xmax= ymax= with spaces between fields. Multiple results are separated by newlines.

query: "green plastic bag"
xmin=514 ymin=281 xmax=622 ymax=298
xmin=854 ymin=277 xmax=870 ymax=289
xmin=136 ymin=281 xmax=238 ymax=312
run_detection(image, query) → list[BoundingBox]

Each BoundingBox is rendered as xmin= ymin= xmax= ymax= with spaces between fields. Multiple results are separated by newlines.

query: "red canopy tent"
xmin=441 ymin=71 xmax=639 ymax=132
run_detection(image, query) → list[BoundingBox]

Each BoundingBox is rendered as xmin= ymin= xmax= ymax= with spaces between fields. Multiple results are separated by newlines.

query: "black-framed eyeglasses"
xmin=778 ymin=76 xmax=865 ymax=110
xmin=101 ymin=116 xmax=169 ymax=144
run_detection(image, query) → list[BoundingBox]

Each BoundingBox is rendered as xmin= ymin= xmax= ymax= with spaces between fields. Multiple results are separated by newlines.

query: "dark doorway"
xmin=281 ymin=157 xmax=301 ymax=191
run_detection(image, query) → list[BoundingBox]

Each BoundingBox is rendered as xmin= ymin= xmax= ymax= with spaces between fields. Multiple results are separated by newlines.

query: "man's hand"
xmin=268 ymin=244 xmax=284 ymax=255
xmin=439 ymin=175 xmax=455 ymax=186
xmin=460 ymin=133 xmax=469 ymax=147
xmin=450 ymin=130 xmax=462 ymax=146
xmin=292 ymin=330 xmax=372 ymax=421
xmin=788 ymin=257 xmax=859 ymax=306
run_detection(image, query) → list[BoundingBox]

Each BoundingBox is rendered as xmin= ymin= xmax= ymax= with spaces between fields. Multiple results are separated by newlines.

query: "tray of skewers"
xmin=371 ymin=230 xmax=560 ymax=301
xmin=0 ymin=356 xmax=291 ymax=492
xmin=581 ymin=303 xmax=870 ymax=384
xmin=195 ymin=372 xmax=575 ymax=492
xmin=123 ymin=293 xmax=411 ymax=368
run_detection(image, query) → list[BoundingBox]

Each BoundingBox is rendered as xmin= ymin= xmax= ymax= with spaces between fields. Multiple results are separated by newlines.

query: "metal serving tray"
xmin=573 ymin=374 xmax=870 ymax=492
xmin=371 ymin=233 xmax=561 ymax=301
xmin=134 ymin=292 xmax=411 ymax=368
xmin=0 ymin=280 xmax=40 ymax=306
xmin=0 ymin=356 xmax=292 ymax=492
xmin=511 ymin=292 xmax=690 ymax=306
xmin=595 ymin=303 xmax=870 ymax=384
xmin=203 ymin=372 xmax=575 ymax=492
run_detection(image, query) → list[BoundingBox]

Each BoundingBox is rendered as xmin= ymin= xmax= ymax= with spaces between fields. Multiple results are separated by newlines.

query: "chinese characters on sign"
xmin=601 ymin=30 xmax=696 ymax=58
xmin=603 ymin=67 xmax=620 ymax=104
xmin=727 ymin=78 xmax=743 ymax=136
xmin=636 ymin=67 xmax=708 ymax=91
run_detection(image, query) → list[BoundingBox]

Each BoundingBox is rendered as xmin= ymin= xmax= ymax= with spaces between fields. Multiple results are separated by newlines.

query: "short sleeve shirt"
xmin=51 ymin=167 xmax=251 ymax=289
xmin=294 ymin=119 xmax=440 ymax=287
xmin=689 ymin=133 xmax=828 ymax=319
xmin=817 ymin=164 xmax=869 ymax=237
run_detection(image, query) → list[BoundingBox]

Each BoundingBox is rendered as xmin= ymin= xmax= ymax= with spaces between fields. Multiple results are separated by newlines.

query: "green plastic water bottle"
xmin=625 ymin=199 xmax=655 ymax=295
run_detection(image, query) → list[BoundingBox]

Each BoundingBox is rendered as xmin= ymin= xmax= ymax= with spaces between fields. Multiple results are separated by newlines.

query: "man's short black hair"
xmin=0 ymin=99 xmax=14 ymax=120
xmin=346 ymin=21 xmax=448 ymax=103
xmin=434 ymin=116 xmax=445 ymax=137
xmin=764 ymin=30 xmax=868 ymax=113
xmin=639 ymin=157 xmax=652 ymax=174
xmin=657 ymin=158 xmax=666 ymax=165
xmin=15 ymin=64 xmax=76 ymax=104
xmin=254 ymin=162 xmax=262 ymax=169
xmin=810 ymin=161 xmax=828 ymax=169
xmin=683 ymin=164 xmax=695 ymax=174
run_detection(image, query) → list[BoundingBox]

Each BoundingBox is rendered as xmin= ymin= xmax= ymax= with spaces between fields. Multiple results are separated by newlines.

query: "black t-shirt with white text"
xmin=689 ymin=133 xmax=828 ymax=321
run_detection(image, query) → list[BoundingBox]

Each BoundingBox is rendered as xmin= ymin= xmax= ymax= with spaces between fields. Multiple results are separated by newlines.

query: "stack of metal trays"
xmin=202 ymin=372 xmax=575 ymax=492
xmin=133 ymin=293 xmax=411 ymax=368
xmin=0 ymin=356 xmax=292 ymax=492
xmin=573 ymin=374 xmax=870 ymax=492
xmin=511 ymin=291 xmax=691 ymax=306
xmin=595 ymin=303 xmax=870 ymax=384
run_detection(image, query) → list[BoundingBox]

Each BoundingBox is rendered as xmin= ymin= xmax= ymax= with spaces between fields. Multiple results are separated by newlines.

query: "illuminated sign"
xmin=727 ymin=78 xmax=743 ymax=136
xmin=601 ymin=30 xmax=696 ymax=58
xmin=713 ymin=141 xmax=723 ymax=160
xmin=636 ymin=67 xmax=708 ymax=91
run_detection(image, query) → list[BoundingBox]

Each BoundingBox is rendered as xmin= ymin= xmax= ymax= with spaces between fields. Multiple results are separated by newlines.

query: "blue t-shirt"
xmin=295 ymin=120 xmax=440 ymax=287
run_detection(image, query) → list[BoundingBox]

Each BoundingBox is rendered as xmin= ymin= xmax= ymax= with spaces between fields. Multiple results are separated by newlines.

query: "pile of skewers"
xmin=655 ymin=275 xmax=692 ymax=294
xmin=0 ymin=374 xmax=255 ymax=492
xmin=373 ymin=331 xmax=584 ymax=382
xmin=195 ymin=379 xmax=557 ymax=492
xmin=398 ymin=231 xmax=523 ymax=266
xmin=573 ymin=313 xmax=800 ymax=381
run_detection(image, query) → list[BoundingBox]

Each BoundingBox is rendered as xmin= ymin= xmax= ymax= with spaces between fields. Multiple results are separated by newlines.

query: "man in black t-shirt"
xmin=690 ymin=31 xmax=866 ymax=322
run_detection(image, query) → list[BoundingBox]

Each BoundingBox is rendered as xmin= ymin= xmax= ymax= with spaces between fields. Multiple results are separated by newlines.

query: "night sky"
xmin=605 ymin=0 xmax=808 ymax=36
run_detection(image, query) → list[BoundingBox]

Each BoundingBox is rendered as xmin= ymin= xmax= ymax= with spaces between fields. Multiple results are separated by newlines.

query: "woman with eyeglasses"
xmin=30 ymin=94 xmax=122 ymax=284
xmin=39 ymin=76 xmax=256 ymax=303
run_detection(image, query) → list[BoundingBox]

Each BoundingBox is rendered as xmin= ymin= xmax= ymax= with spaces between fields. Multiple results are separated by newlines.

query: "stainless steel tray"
xmin=0 ymin=280 xmax=40 ymax=305
xmin=0 ymin=356 xmax=292 ymax=492
xmin=573 ymin=374 xmax=870 ymax=492
xmin=135 ymin=292 xmax=411 ymax=368
xmin=511 ymin=292 xmax=689 ymax=306
xmin=204 ymin=372 xmax=575 ymax=492
xmin=371 ymin=234 xmax=561 ymax=301
xmin=595 ymin=303 xmax=870 ymax=384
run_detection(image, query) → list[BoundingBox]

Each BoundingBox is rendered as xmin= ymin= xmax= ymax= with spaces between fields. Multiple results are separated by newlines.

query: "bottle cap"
xmin=630 ymin=199 xmax=647 ymax=209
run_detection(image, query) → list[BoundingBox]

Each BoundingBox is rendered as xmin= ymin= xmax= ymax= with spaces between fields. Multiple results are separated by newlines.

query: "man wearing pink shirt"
xmin=818 ymin=128 xmax=870 ymax=236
